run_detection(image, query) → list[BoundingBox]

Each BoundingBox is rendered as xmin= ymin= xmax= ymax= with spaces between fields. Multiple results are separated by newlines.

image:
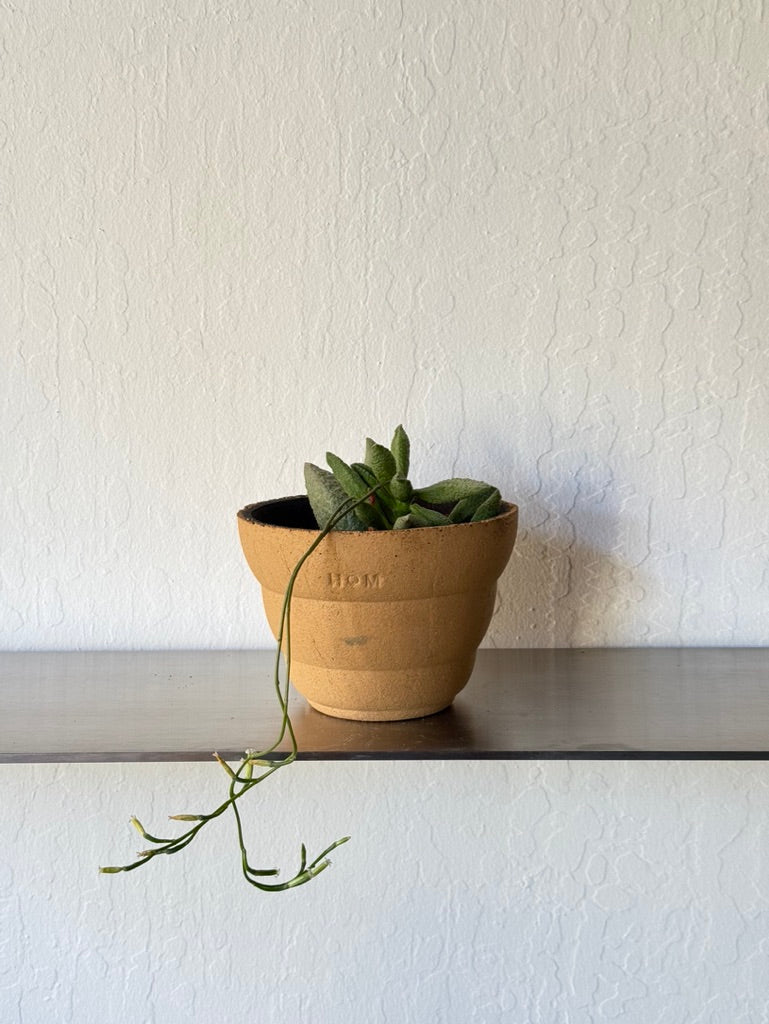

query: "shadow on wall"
xmin=486 ymin=501 xmax=650 ymax=648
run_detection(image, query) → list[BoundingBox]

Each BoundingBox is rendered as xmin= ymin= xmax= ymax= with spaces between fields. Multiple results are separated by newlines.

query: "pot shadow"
xmin=484 ymin=498 xmax=652 ymax=650
xmin=290 ymin=697 xmax=481 ymax=756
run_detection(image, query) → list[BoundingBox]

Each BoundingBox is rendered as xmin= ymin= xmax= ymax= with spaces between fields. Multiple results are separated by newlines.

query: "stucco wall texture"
xmin=3 ymin=3 xmax=769 ymax=1023
xmin=2 ymin=0 xmax=767 ymax=651
xmin=2 ymin=760 xmax=768 ymax=1022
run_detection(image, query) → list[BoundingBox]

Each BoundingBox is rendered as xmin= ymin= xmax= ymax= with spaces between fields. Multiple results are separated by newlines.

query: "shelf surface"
xmin=1 ymin=648 xmax=768 ymax=763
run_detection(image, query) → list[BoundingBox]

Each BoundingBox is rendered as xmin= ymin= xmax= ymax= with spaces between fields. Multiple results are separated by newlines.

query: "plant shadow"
xmin=485 ymin=492 xmax=651 ymax=649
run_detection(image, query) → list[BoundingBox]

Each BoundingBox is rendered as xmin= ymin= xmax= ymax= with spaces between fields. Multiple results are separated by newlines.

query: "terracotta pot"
xmin=237 ymin=496 xmax=518 ymax=721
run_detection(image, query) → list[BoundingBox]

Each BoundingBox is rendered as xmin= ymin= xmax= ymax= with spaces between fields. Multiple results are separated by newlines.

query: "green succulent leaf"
xmin=308 ymin=432 xmax=502 ymax=532
xmin=407 ymin=503 xmax=452 ymax=527
xmin=389 ymin=474 xmax=413 ymax=504
xmin=390 ymin=425 xmax=410 ymax=477
xmin=413 ymin=477 xmax=497 ymax=506
xmin=364 ymin=438 xmax=397 ymax=483
xmin=447 ymin=487 xmax=497 ymax=524
xmin=355 ymin=497 xmax=390 ymax=529
xmin=304 ymin=463 xmax=365 ymax=531
xmin=326 ymin=453 xmax=392 ymax=528
xmin=470 ymin=488 xmax=502 ymax=522
xmin=326 ymin=452 xmax=371 ymax=501
xmin=351 ymin=462 xmax=378 ymax=489
xmin=392 ymin=514 xmax=414 ymax=530
xmin=351 ymin=463 xmax=398 ymax=526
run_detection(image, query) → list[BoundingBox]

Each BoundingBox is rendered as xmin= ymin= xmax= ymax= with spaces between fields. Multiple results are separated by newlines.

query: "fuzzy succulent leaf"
xmin=392 ymin=514 xmax=414 ymax=530
xmin=326 ymin=452 xmax=371 ymax=501
xmin=470 ymin=488 xmax=502 ymax=522
xmin=352 ymin=463 xmax=401 ymax=526
xmin=390 ymin=425 xmax=410 ymax=477
xmin=413 ymin=477 xmax=496 ymax=505
xmin=352 ymin=498 xmax=386 ymax=529
xmin=351 ymin=462 xmax=379 ymax=489
xmin=389 ymin=474 xmax=413 ymax=504
xmin=304 ymin=464 xmax=365 ymax=531
xmin=326 ymin=453 xmax=392 ymax=528
xmin=407 ymin=504 xmax=452 ymax=527
xmin=308 ymin=429 xmax=502 ymax=532
xmin=447 ymin=487 xmax=497 ymax=524
xmin=364 ymin=438 xmax=396 ymax=483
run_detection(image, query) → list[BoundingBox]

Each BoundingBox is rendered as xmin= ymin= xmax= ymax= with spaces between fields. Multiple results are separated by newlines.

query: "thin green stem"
xmin=101 ymin=485 xmax=381 ymax=889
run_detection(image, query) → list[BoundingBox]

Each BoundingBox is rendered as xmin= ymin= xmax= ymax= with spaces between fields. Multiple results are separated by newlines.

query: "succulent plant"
xmin=101 ymin=426 xmax=504 ymax=893
xmin=305 ymin=425 xmax=501 ymax=531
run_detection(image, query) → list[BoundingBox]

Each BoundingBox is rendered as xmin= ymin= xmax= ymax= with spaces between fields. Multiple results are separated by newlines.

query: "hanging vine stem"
xmin=100 ymin=485 xmax=383 ymax=891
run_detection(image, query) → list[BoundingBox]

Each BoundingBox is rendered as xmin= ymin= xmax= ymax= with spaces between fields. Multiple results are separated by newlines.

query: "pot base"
xmin=307 ymin=698 xmax=453 ymax=722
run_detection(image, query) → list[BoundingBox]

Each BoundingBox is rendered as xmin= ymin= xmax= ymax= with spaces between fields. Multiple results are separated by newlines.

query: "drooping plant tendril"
xmin=99 ymin=488 xmax=378 ymax=891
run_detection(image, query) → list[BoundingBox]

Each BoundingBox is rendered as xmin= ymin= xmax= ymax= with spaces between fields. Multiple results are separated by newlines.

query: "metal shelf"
xmin=2 ymin=648 xmax=768 ymax=763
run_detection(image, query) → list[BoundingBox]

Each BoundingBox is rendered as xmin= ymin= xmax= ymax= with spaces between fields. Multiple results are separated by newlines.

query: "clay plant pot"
xmin=237 ymin=496 xmax=518 ymax=721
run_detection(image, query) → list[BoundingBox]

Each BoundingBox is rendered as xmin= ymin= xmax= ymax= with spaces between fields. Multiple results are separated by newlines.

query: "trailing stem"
xmin=100 ymin=487 xmax=382 ymax=892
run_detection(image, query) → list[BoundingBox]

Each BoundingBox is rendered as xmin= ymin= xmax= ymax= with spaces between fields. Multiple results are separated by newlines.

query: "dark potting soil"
xmin=238 ymin=496 xmax=319 ymax=530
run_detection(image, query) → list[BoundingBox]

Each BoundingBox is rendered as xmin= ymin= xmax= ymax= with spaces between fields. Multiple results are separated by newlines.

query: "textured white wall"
xmin=3 ymin=4 xmax=769 ymax=1023
xmin=2 ymin=760 xmax=769 ymax=1023
xmin=2 ymin=0 xmax=767 ymax=651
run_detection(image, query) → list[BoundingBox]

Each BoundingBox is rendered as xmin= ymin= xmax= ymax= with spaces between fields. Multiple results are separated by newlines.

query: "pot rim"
xmin=237 ymin=494 xmax=518 ymax=534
